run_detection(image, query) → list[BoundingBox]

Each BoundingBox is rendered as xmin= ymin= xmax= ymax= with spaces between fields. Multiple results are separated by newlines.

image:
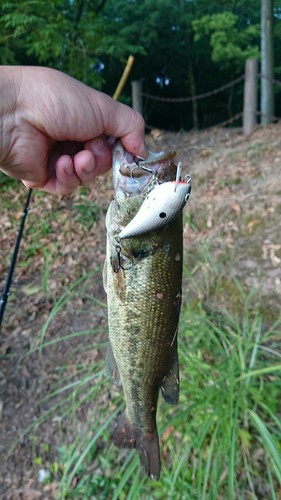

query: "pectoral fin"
xmin=103 ymin=258 xmax=107 ymax=294
xmin=106 ymin=342 xmax=122 ymax=387
xmin=160 ymin=348 xmax=179 ymax=405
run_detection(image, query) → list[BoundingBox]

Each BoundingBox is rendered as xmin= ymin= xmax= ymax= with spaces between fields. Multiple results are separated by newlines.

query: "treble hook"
xmin=111 ymin=240 xmax=133 ymax=273
xmin=133 ymin=154 xmax=145 ymax=164
xmin=183 ymin=173 xmax=192 ymax=184
xmin=131 ymin=156 xmax=159 ymax=187
xmin=174 ymin=161 xmax=182 ymax=192
xmin=130 ymin=165 xmax=141 ymax=184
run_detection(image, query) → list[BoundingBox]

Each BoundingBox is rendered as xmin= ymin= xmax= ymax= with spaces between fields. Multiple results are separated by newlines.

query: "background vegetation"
xmin=1 ymin=0 xmax=281 ymax=129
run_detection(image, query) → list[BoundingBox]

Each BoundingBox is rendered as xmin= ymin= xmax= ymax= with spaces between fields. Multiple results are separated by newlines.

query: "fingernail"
xmin=82 ymin=163 xmax=95 ymax=174
xmin=64 ymin=163 xmax=73 ymax=175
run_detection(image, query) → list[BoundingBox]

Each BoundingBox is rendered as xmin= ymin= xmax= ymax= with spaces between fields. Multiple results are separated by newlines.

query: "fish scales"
xmin=105 ymin=141 xmax=190 ymax=479
xmin=107 ymin=222 xmax=182 ymax=425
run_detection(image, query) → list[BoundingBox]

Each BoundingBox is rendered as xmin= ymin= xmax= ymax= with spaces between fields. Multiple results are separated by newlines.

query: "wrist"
xmin=0 ymin=66 xmax=21 ymax=167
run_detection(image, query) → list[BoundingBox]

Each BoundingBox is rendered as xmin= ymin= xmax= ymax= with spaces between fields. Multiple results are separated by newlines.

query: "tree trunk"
xmin=260 ymin=0 xmax=274 ymax=124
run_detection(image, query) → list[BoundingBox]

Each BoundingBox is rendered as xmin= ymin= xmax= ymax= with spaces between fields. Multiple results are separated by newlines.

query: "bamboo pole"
xmin=113 ymin=55 xmax=135 ymax=101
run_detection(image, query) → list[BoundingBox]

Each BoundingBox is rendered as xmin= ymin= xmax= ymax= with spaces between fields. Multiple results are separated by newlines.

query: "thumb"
xmin=91 ymin=91 xmax=147 ymax=158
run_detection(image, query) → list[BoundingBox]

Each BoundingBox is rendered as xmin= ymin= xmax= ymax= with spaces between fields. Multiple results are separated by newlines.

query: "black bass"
xmin=104 ymin=141 xmax=191 ymax=479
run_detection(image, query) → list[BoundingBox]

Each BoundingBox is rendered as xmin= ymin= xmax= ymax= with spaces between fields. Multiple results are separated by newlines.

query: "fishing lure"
xmin=118 ymin=166 xmax=191 ymax=239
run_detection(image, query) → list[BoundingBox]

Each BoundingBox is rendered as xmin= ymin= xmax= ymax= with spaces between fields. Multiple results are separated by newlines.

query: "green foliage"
xmin=0 ymin=0 xmax=108 ymax=87
xmin=193 ymin=12 xmax=260 ymax=68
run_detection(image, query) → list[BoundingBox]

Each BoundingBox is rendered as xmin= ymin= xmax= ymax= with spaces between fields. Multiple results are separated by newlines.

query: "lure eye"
xmin=159 ymin=212 xmax=167 ymax=219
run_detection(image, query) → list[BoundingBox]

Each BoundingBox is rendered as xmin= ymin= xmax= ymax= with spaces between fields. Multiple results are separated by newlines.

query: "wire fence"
xmin=140 ymin=72 xmax=281 ymax=132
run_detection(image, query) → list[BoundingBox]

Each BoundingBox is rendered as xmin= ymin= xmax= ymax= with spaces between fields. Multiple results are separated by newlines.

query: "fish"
xmin=104 ymin=141 xmax=191 ymax=480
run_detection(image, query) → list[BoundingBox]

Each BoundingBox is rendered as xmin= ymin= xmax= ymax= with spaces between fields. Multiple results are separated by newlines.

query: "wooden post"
xmin=243 ymin=58 xmax=258 ymax=135
xmin=131 ymin=81 xmax=143 ymax=115
xmin=260 ymin=0 xmax=274 ymax=124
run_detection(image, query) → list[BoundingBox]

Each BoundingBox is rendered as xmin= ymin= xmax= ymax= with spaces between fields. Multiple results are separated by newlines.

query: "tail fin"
xmin=113 ymin=412 xmax=161 ymax=480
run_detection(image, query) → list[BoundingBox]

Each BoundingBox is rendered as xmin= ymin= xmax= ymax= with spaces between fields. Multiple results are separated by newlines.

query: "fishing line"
xmin=0 ymin=188 xmax=33 ymax=333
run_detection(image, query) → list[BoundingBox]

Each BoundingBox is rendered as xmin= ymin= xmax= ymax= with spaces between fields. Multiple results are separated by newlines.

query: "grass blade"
xmin=249 ymin=410 xmax=281 ymax=484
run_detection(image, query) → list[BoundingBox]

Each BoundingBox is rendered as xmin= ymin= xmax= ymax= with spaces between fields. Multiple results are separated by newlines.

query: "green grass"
xmin=13 ymin=245 xmax=281 ymax=500
xmin=48 ymin=301 xmax=280 ymax=500
xmin=0 ymin=171 xmax=18 ymax=191
xmin=72 ymin=198 xmax=101 ymax=229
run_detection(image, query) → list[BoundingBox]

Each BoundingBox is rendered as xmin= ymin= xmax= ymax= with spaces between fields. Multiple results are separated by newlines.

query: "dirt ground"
xmin=0 ymin=125 xmax=280 ymax=498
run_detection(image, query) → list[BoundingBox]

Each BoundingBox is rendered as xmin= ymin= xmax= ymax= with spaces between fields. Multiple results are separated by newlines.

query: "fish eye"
xmin=159 ymin=212 xmax=166 ymax=218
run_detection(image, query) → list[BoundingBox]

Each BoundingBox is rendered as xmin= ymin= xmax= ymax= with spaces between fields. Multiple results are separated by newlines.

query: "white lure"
xmin=118 ymin=179 xmax=191 ymax=239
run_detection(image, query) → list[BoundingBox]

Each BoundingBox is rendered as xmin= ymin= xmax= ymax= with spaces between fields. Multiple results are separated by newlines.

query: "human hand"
xmin=0 ymin=66 xmax=146 ymax=195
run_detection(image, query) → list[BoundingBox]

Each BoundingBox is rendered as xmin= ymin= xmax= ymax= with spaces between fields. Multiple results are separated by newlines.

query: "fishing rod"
xmin=0 ymin=188 xmax=33 ymax=333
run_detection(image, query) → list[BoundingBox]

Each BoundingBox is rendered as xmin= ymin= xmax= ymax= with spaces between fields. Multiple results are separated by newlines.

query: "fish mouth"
xmin=113 ymin=141 xmax=177 ymax=197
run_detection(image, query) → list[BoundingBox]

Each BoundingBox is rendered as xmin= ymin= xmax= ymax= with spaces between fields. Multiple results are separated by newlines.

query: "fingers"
xmin=22 ymin=137 xmax=112 ymax=195
xmin=52 ymin=155 xmax=81 ymax=194
xmin=12 ymin=67 xmax=148 ymax=195
xmin=23 ymin=155 xmax=80 ymax=194
xmin=77 ymin=136 xmax=112 ymax=177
